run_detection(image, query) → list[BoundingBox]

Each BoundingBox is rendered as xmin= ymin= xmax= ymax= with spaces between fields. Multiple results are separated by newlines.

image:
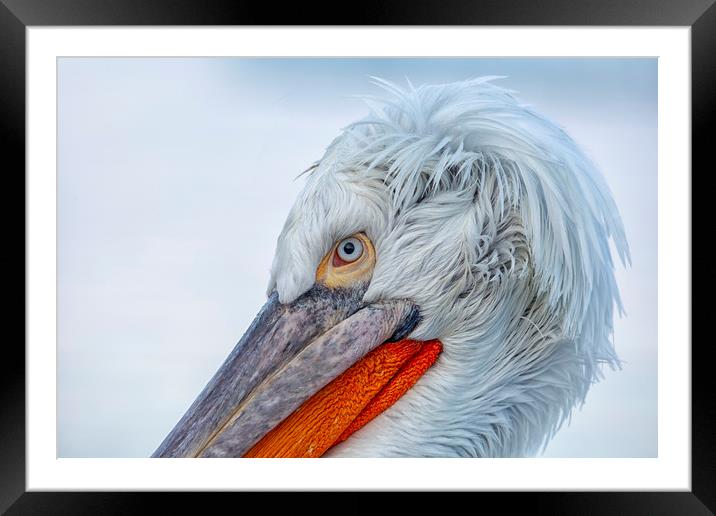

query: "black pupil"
xmin=343 ymin=242 xmax=355 ymax=255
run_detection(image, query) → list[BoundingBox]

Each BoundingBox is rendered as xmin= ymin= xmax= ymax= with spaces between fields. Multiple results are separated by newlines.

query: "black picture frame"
xmin=2 ymin=0 xmax=708 ymax=513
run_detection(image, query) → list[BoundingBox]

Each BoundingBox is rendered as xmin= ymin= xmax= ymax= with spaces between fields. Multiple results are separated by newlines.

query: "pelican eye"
xmin=336 ymin=238 xmax=363 ymax=263
xmin=315 ymin=232 xmax=376 ymax=288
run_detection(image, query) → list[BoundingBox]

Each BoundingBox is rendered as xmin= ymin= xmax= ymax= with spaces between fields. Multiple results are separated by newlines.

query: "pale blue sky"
xmin=58 ymin=58 xmax=657 ymax=457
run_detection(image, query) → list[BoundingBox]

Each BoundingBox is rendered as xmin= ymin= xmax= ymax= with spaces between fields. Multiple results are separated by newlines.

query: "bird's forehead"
xmin=266 ymin=165 xmax=481 ymax=344
xmin=267 ymin=170 xmax=392 ymax=304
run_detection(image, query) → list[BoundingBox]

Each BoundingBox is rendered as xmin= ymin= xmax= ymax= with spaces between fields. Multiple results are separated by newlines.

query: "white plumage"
xmin=267 ymin=77 xmax=630 ymax=457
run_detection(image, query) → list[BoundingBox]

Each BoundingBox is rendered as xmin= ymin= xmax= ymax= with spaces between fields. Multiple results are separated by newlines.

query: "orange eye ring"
xmin=316 ymin=233 xmax=376 ymax=289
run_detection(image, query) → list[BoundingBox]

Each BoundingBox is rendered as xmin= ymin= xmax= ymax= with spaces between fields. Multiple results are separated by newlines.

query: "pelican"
xmin=153 ymin=77 xmax=629 ymax=458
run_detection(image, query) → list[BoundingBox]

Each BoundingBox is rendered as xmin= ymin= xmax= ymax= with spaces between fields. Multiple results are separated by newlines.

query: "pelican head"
xmin=153 ymin=77 xmax=629 ymax=458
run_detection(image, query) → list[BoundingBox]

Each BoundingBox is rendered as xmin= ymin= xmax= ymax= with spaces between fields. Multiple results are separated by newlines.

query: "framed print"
xmin=4 ymin=0 xmax=708 ymax=513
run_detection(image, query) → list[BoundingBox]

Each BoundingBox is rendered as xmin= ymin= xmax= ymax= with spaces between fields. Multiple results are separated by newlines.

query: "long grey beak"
xmin=152 ymin=284 xmax=419 ymax=458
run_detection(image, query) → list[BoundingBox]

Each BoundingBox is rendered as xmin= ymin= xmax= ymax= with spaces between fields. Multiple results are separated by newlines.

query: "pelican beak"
xmin=152 ymin=284 xmax=422 ymax=458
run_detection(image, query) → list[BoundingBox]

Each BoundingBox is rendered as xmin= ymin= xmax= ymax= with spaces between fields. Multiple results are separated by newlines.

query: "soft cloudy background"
xmin=58 ymin=58 xmax=657 ymax=457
